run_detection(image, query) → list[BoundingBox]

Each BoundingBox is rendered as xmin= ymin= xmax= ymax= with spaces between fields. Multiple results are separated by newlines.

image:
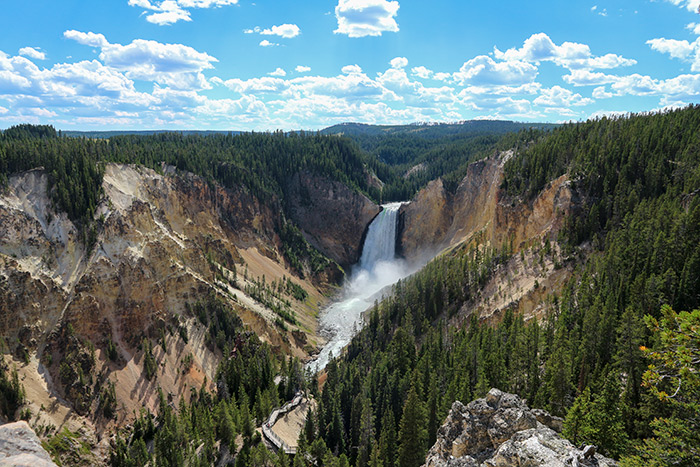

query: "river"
xmin=307 ymin=202 xmax=419 ymax=372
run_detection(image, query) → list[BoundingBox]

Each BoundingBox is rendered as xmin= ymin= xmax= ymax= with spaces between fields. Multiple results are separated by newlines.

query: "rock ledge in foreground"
xmin=424 ymin=388 xmax=617 ymax=467
xmin=0 ymin=421 xmax=57 ymax=467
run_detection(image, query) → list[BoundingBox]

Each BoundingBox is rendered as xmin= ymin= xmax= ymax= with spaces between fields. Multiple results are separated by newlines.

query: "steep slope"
xmin=399 ymin=150 xmax=575 ymax=323
xmin=400 ymin=150 xmax=572 ymax=261
xmin=285 ymin=171 xmax=380 ymax=268
xmin=0 ymin=163 xmax=369 ymax=445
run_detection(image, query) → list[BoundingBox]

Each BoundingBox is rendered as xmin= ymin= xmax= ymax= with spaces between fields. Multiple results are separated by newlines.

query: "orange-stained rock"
xmin=0 ymin=163 xmax=335 ymax=437
xmin=400 ymin=151 xmax=573 ymax=260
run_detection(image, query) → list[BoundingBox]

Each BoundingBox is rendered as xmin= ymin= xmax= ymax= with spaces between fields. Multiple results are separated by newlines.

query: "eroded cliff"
xmin=399 ymin=150 xmax=577 ymax=323
xmin=0 ymin=163 xmax=371 ymax=447
xmin=286 ymin=171 xmax=381 ymax=268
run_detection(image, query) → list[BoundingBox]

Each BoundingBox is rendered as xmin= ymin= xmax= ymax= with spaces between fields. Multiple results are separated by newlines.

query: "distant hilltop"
xmin=320 ymin=120 xmax=559 ymax=138
xmin=24 ymin=119 xmax=559 ymax=139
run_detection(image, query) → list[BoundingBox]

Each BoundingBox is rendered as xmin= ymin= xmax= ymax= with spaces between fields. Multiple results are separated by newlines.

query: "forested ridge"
xmin=0 ymin=123 xmax=515 ymax=268
xmin=330 ymin=121 xmax=555 ymax=202
xmin=502 ymin=106 xmax=700 ymax=247
xmin=297 ymin=107 xmax=700 ymax=467
xmin=0 ymin=126 xmax=377 ymax=216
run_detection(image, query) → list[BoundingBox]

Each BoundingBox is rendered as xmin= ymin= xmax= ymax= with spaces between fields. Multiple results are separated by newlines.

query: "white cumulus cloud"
xmin=64 ymin=30 xmax=217 ymax=89
xmin=411 ymin=66 xmax=433 ymax=79
xmin=663 ymin=0 xmax=700 ymax=12
xmin=563 ymin=69 xmax=618 ymax=86
xmin=260 ymin=24 xmax=301 ymax=39
xmin=647 ymin=38 xmax=696 ymax=60
xmin=63 ymin=30 xmax=109 ymax=48
xmin=127 ymin=0 xmax=238 ymax=25
xmin=335 ymin=0 xmax=400 ymax=38
xmin=295 ymin=65 xmax=311 ymax=73
xmin=454 ymin=55 xmax=538 ymax=86
xmin=494 ymin=33 xmax=636 ymax=70
xmin=647 ymin=36 xmax=700 ymax=71
xmin=592 ymin=86 xmax=613 ymax=99
xmin=390 ymin=57 xmax=408 ymax=69
xmin=19 ymin=47 xmax=46 ymax=61
xmin=533 ymin=86 xmax=593 ymax=107
xmin=269 ymin=67 xmax=286 ymax=77
xmin=259 ymin=40 xmax=278 ymax=47
xmin=342 ymin=64 xmax=363 ymax=74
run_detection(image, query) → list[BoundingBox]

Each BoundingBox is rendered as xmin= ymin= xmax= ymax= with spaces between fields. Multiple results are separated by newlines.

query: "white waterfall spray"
xmin=309 ymin=202 xmax=414 ymax=372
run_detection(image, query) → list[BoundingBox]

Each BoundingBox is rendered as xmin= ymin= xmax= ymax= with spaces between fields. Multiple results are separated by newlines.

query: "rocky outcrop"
xmin=424 ymin=389 xmax=616 ymax=467
xmin=0 ymin=421 xmax=56 ymax=466
xmin=285 ymin=171 xmax=380 ymax=268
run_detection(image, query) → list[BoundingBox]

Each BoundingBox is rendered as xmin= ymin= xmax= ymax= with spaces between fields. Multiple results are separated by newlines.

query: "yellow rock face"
xmin=0 ymin=163 xmax=337 ymax=437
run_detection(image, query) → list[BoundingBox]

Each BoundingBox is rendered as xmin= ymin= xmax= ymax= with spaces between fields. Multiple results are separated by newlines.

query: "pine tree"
xmin=397 ymin=383 xmax=428 ymax=467
xmin=592 ymin=370 xmax=629 ymax=457
xmin=563 ymin=387 xmax=594 ymax=446
xmin=368 ymin=444 xmax=383 ymax=467
xmin=621 ymin=306 xmax=700 ymax=466
xmin=302 ymin=407 xmax=316 ymax=445
xmin=379 ymin=408 xmax=397 ymax=467
xmin=217 ymin=401 xmax=237 ymax=452
xmin=537 ymin=324 xmax=572 ymax=416
xmin=356 ymin=397 xmax=375 ymax=467
xmin=427 ymin=381 xmax=439 ymax=448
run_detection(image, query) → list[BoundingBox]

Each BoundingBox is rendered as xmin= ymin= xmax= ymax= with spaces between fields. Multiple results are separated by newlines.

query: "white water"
xmin=308 ymin=202 xmax=418 ymax=372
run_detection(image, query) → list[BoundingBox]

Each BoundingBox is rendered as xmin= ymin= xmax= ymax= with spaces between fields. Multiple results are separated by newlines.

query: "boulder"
xmin=424 ymin=389 xmax=617 ymax=467
xmin=0 ymin=421 xmax=56 ymax=466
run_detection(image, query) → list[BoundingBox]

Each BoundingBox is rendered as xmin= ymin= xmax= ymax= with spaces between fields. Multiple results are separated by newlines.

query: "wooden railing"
xmin=261 ymin=391 xmax=304 ymax=455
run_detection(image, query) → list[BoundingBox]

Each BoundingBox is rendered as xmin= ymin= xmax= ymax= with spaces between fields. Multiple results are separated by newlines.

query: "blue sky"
xmin=1 ymin=0 xmax=699 ymax=130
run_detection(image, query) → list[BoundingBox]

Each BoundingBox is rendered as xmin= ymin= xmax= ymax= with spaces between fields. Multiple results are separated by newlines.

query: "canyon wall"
xmin=286 ymin=171 xmax=380 ymax=269
xmin=0 ymin=163 xmax=372 ymax=442
xmin=399 ymin=151 xmax=577 ymax=323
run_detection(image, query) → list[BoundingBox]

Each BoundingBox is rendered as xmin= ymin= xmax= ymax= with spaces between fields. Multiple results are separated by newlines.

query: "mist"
xmin=307 ymin=202 xmax=433 ymax=372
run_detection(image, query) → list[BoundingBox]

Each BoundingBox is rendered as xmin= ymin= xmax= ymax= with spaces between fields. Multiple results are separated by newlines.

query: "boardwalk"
xmin=261 ymin=392 xmax=304 ymax=455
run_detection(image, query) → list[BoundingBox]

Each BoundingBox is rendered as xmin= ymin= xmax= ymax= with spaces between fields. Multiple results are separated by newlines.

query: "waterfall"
xmin=308 ymin=202 xmax=408 ymax=372
xmin=358 ymin=202 xmax=402 ymax=270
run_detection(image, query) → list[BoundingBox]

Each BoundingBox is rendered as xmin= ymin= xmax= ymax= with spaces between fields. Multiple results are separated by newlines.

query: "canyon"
xmin=0 ymin=143 xmax=584 ymax=466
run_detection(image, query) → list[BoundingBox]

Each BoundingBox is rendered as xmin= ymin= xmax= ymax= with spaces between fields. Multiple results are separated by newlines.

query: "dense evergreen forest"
xmin=299 ymin=107 xmax=700 ymax=467
xmin=325 ymin=120 xmax=555 ymax=201
xmin=0 ymin=124 xmax=377 ymax=214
